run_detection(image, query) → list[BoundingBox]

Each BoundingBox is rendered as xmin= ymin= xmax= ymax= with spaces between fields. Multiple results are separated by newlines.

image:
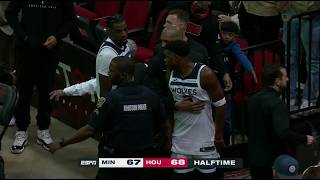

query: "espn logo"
xmin=80 ymin=160 xmax=97 ymax=166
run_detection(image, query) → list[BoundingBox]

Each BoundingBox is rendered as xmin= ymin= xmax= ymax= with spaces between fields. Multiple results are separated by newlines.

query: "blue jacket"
xmin=223 ymin=41 xmax=253 ymax=72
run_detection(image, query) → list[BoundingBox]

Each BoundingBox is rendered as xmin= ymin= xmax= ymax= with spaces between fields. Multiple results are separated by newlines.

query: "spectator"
xmin=274 ymin=154 xmax=300 ymax=179
xmin=0 ymin=0 xmax=16 ymax=124
xmin=164 ymin=3 xmax=233 ymax=92
xmin=238 ymin=1 xmax=283 ymax=46
xmin=220 ymin=21 xmax=257 ymax=83
xmin=0 ymin=1 xmax=14 ymax=70
xmin=279 ymin=1 xmax=320 ymax=108
xmin=248 ymin=64 xmax=316 ymax=178
xmin=0 ymin=2 xmax=16 ymax=126
xmin=5 ymin=1 xmax=75 ymax=154
xmin=219 ymin=20 xmax=258 ymax=145
xmin=49 ymin=56 xmax=170 ymax=179
xmin=165 ymin=40 xmax=225 ymax=179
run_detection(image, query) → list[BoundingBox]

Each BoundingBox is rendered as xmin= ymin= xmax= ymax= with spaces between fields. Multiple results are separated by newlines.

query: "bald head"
xmin=160 ymin=26 xmax=184 ymax=47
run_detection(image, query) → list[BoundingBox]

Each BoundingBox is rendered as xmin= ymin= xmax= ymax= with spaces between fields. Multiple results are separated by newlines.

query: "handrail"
xmin=286 ymin=8 xmax=320 ymax=114
xmin=241 ymin=40 xmax=281 ymax=52
xmin=288 ymin=9 xmax=320 ymax=23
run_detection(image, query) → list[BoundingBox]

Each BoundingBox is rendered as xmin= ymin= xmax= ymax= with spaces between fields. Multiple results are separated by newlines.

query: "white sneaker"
xmin=11 ymin=131 xmax=28 ymax=154
xmin=289 ymin=99 xmax=298 ymax=111
xmin=9 ymin=116 xmax=16 ymax=126
xmin=290 ymin=99 xmax=296 ymax=106
xmin=37 ymin=129 xmax=53 ymax=151
xmin=300 ymin=99 xmax=316 ymax=109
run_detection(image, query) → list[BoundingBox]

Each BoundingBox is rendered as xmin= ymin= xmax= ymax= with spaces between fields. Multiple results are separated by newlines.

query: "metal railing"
xmin=231 ymin=18 xmax=320 ymax=142
xmin=286 ymin=9 xmax=320 ymax=114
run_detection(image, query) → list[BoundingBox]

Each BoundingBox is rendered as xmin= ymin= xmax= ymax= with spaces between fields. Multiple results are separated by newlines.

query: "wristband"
xmin=212 ymin=97 xmax=226 ymax=107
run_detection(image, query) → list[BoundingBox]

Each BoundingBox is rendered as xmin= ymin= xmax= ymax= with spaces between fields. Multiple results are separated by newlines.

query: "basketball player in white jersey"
xmin=164 ymin=40 xmax=226 ymax=179
xmin=49 ymin=15 xmax=135 ymax=100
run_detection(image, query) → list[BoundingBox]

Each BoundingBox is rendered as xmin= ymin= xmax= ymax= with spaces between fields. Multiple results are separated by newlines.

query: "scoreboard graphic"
xmin=80 ymin=158 xmax=243 ymax=169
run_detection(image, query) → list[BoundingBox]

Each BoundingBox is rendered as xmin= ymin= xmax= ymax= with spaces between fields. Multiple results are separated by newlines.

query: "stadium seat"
xmin=123 ymin=1 xmax=151 ymax=33
xmin=122 ymin=1 xmax=151 ymax=46
xmin=133 ymin=8 xmax=168 ymax=63
xmin=93 ymin=1 xmax=123 ymax=18
xmin=74 ymin=4 xmax=97 ymax=21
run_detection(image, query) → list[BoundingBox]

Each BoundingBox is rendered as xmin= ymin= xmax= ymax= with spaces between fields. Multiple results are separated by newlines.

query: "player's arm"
xmin=200 ymin=66 xmax=226 ymax=146
xmin=49 ymin=96 xmax=110 ymax=154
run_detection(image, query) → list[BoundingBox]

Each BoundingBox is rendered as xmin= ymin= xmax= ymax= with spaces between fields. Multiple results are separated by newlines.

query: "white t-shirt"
xmin=63 ymin=78 xmax=96 ymax=96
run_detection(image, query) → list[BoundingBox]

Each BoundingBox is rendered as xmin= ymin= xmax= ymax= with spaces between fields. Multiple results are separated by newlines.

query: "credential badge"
xmin=96 ymin=97 xmax=107 ymax=108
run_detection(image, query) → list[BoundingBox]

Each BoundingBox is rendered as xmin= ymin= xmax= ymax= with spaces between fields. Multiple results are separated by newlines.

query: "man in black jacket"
xmin=5 ymin=1 xmax=75 ymax=154
xmin=248 ymin=64 xmax=316 ymax=179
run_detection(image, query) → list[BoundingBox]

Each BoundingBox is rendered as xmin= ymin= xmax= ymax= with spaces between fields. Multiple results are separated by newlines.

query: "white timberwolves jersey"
xmin=168 ymin=63 xmax=219 ymax=156
xmin=96 ymin=38 xmax=133 ymax=97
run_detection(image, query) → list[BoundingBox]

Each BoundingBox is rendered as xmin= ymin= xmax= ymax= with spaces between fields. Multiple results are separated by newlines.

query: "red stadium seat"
xmin=148 ymin=8 xmax=168 ymax=51
xmin=74 ymin=4 xmax=97 ymax=21
xmin=133 ymin=8 xmax=168 ymax=63
xmin=134 ymin=46 xmax=154 ymax=63
xmin=123 ymin=1 xmax=151 ymax=33
xmin=93 ymin=1 xmax=123 ymax=18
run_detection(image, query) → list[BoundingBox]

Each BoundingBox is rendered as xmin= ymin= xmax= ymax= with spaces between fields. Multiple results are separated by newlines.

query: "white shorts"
xmin=171 ymin=152 xmax=219 ymax=174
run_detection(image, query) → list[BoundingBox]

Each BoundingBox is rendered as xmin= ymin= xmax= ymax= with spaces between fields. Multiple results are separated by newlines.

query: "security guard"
xmin=49 ymin=56 xmax=170 ymax=179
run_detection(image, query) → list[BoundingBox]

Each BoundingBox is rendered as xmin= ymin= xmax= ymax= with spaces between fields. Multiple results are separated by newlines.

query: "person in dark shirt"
xmin=49 ymin=56 xmax=170 ymax=179
xmin=5 ymin=1 xmax=75 ymax=154
xmin=166 ymin=2 xmax=229 ymax=77
xmin=144 ymin=26 xmax=208 ymax=113
xmin=248 ymin=64 xmax=316 ymax=179
xmin=162 ymin=7 xmax=233 ymax=92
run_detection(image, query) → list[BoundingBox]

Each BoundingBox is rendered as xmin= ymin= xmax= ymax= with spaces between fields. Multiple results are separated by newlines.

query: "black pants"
xmin=249 ymin=166 xmax=273 ymax=179
xmin=238 ymin=3 xmax=282 ymax=46
xmin=14 ymin=44 xmax=59 ymax=131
